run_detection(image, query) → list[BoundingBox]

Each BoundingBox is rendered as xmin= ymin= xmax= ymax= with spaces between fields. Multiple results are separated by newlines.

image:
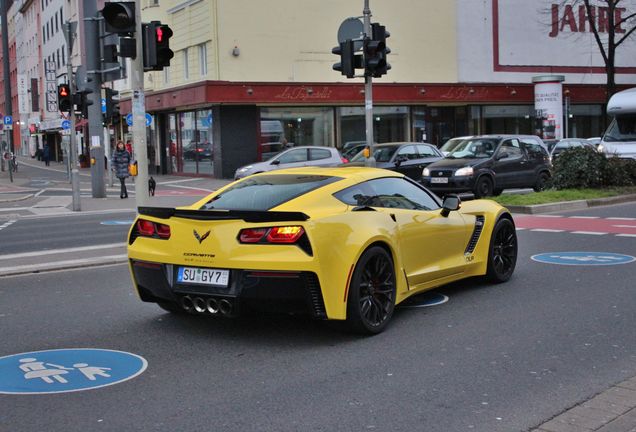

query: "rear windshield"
xmin=200 ymin=175 xmax=341 ymax=211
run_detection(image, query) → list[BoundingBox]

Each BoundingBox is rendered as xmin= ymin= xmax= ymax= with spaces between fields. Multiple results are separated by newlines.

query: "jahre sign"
xmin=549 ymin=3 xmax=628 ymax=38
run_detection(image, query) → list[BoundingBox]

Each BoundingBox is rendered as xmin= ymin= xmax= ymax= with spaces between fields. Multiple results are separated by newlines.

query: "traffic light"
xmin=57 ymin=84 xmax=72 ymax=112
xmin=104 ymin=88 xmax=120 ymax=124
xmin=332 ymin=39 xmax=356 ymax=78
xmin=101 ymin=2 xmax=136 ymax=35
xmin=143 ymin=21 xmax=174 ymax=71
xmin=74 ymin=89 xmax=94 ymax=119
xmin=364 ymin=23 xmax=391 ymax=78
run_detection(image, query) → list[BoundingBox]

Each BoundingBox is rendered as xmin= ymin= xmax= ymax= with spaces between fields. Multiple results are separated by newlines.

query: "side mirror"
xmin=271 ymin=160 xmax=281 ymax=165
xmin=496 ymin=152 xmax=509 ymax=160
xmin=440 ymin=194 xmax=461 ymax=217
xmin=395 ymin=154 xmax=407 ymax=166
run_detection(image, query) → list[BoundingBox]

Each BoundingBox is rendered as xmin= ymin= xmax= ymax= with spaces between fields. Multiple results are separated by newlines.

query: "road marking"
xmin=170 ymin=184 xmax=215 ymax=193
xmin=568 ymin=216 xmax=600 ymax=219
xmin=19 ymin=209 xmax=136 ymax=220
xmin=0 ymin=220 xmax=17 ymax=231
xmin=534 ymin=215 xmax=562 ymax=218
xmin=616 ymin=234 xmax=636 ymax=238
xmin=0 ymin=243 xmax=125 ymax=260
xmin=531 ymin=228 xmax=565 ymax=232
xmin=571 ymin=231 xmax=607 ymax=235
xmin=0 ymin=254 xmax=127 ymax=276
xmin=515 ymin=227 xmax=526 ymax=231
xmin=612 ymin=224 xmax=636 ymax=229
xmin=607 ymin=217 xmax=636 ymax=221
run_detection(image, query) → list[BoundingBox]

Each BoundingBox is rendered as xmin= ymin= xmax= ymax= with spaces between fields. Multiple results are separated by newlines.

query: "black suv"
xmin=421 ymin=135 xmax=551 ymax=198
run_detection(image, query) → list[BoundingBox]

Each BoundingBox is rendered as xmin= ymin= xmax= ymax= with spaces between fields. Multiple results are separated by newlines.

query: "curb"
xmin=506 ymin=194 xmax=636 ymax=214
xmin=0 ymin=193 xmax=34 ymax=203
xmin=0 ymin=255 xmax=128 ymax=277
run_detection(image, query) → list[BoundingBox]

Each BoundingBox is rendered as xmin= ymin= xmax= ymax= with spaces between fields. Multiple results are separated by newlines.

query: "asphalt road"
xmin=0 ymin=212 xmax=133 ymax=254
xmin=1 ymin=212 xmax=635 ymax=432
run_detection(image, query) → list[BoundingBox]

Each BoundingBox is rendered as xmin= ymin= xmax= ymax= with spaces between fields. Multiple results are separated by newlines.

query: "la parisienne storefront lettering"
xmin=549 ymin=3 xmax=627 ymax=37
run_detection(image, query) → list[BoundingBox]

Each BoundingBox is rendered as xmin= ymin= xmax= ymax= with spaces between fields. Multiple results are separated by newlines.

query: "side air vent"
xmin=305 ymin=273 xmax=327 ymax=319
xmin=465 ymin=215 xmax=485 ymax=254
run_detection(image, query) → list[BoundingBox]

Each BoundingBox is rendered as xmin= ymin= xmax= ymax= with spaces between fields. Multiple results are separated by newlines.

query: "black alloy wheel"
xmin=474 ymin=176 xmax=493 ymax=198
xmin=533 ymin=171 xmax=550 ymax=192
xmin=346 ymin=246 xmax=397 ymax=334
xmin=486 ymin=218 xmax=518 ymax=283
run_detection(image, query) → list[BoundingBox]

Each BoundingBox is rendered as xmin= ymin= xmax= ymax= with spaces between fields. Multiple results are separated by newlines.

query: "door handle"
xmin=390 ymin=213 xmax=396 ymax=222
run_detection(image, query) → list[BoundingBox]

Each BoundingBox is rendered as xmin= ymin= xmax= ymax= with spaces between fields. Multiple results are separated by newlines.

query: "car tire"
xmin=533 ymin=171 xmax=550 ymax=192
xmin=474 ymin=176 xmax=493 ymax=198
xmin=346 ymin=246 xmax=396 ymax=335
xmin=157 ymin=301 xmax=186 ymax=314
xmin=486 ymin=218 xmax=518 ymax=283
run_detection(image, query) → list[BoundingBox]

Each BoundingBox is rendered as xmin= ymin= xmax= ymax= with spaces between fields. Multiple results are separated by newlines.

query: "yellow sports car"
xmin=128 ymin=167 xmax=517 ymax=334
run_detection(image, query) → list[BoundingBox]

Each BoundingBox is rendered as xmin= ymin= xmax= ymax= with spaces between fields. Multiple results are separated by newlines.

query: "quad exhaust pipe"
xmin=181 ymin=296 xmax=233 ymax=315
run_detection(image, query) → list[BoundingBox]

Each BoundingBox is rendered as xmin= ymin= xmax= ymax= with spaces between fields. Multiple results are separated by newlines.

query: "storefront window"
xmin=169 ymin=114 xmax=179 ymax=173
xmin=179 ymin=112 xmax=196 ymax=174
xmin=259 ymin=107 xmax=334 ymax=161
xmin=196 ymin=109 xmax=214 ymax=175
xmin=567 ymin=104 xmax=603 ymax=138
xmin=338 ymin=106 xmax=408 ymax=148
xmin=483 ymin=105 xmax=534 ymax=135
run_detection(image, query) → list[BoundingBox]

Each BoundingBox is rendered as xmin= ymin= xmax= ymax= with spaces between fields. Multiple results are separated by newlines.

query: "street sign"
xmin=61 ymin=120 xmax=71 ymax=130
xmin=0 ymin=348 xmax=148 ymax=394
xmin=101 ymin=98 xmax=107 ymax=113
xmin=4 ymin=115 xmax=12 ymax=125
xmin=125 ymin=113 xmax=152 ymax=127
xmin=531 ymin=252 xmax=636 ymax=266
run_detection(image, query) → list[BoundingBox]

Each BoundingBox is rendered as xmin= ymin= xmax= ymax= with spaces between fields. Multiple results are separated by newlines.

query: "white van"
xmin=599 ymin=88 xmax=636 ymax=159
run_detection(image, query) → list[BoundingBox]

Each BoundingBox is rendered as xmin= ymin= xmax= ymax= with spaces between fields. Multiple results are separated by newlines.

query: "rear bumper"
xmin=130 ymin=259 xmax=327 ymax=319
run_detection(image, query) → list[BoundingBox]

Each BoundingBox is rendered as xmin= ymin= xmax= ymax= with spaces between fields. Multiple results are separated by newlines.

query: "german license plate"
xmin=430 ymin=177 xmax=449 ymax=184
xmin=177 ymin=267 xmax=230 ymax=287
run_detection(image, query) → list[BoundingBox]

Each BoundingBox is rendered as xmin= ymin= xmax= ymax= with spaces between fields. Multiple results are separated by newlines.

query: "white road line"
xmin=170 ymin=184 xmax=215 ymax=192
xmin=157 ymin=178 xmax=201 ymax=185
xmin=534 ymin=215 xmax=562 ymax=218
xmin=607 ymin=217 xmax=636 ymax=221
xmin=612 ymin=225 xmax=636 ymax=229
xmin=0 ymin=254 xmax=127 ymax=275
xmin=515 ymin=228 xmax=527 ymax=231
xmin=34 ymin=189 xmax=46 ymax=197
xmin=568 ymin=216 xmax=600 ymax=219
xmin=0 ymin=243 xmax=126 ymax=260
xmin=0 ymin=220 xmax=17 ymax=230
xmin=571 ymin=231 xmax=607 ymax=236
xmin=616 ymin=234 xmax=636 ymax=238
xmin=531 ymin=229 xmax=565 ymax=233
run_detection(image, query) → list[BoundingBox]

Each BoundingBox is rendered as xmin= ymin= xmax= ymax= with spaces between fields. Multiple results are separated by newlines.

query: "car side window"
xmin=397 ymin=145 xmax=419 ymax=160
xmin=334 ymin=178 xmax=440 ymax=211
xmin=309 ymin=148 xmax=332 ymax=161
xmin=498 ymin=139 xmax=523 ymax=159
xmin=416 ymin=144 xmax=438 ymax=157
xmin=520 ymin=138 xmax=546 ymax=159
xmin=276 ymin=149 xmax=308 ymax=164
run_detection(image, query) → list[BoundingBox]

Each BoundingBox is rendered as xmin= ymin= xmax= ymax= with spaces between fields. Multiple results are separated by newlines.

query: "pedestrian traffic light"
xmin=101 ymin=2 xmax=136 ymax=35
xmin=364 ymin=23 xmax=391 ymax=78
xmin=74 ymin=88 xmax=94 ymax=119
xmin=143 ymin=21 xmax=174 ymax=71
xmin=57 ymin=84 xmax=72 ymax=112
xmin=104 ymin=88 xmax=120 ymax=124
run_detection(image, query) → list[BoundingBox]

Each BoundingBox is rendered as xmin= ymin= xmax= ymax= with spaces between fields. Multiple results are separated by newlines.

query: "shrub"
xmin=552 ymin=146 xmax=636 ymax=189
xmin=551 ymin=147 xmax=606 ymax=189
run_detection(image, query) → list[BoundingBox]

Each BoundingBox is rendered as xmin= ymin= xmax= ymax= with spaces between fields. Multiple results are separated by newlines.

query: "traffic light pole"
xmin=362 ymin=0 xmax=376 ymax=167
xmin=131 ymin=0 xmax=150 ymax=208
xmin=64 ymin=22 xmax=81 ymax=211
xmin=82 ymin=0 xmax=106 ymax=198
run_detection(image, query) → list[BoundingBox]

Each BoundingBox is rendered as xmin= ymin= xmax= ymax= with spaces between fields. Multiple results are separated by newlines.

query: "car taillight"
xmin=239 ymin=228 xmax=268 ymax=243
xmin=341 ymin=157 xmax=349 ymax=163
xmin=136 ymin=219 xmax=171 ymax=239
xmin=266 ymin=226 xmax=304 ymax=243
xmin=238 ymin=226 xmax=305 ymax=244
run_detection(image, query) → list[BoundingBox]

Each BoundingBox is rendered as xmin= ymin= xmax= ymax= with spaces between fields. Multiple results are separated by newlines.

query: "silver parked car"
xmin=234 ymin=146 xmax=346 ymax=179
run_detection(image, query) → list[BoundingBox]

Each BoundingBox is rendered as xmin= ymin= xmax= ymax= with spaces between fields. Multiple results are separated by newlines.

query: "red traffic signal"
xmin=143 ymin=21 xmax=174 ymax=71
xmin=57 ymin=84 xmax=72 ymax=112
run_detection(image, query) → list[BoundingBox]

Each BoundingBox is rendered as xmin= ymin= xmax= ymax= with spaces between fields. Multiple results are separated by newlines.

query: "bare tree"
xmin=548 ymin=1 xmax=636 ymax=102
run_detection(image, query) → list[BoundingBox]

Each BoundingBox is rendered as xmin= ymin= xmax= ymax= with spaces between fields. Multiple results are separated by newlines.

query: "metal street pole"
xmin=64 ymin=21 xmax=81 ymax=211
xmin=131 ymin=0 xmax=150 ymax=208
xmin=1 ymin=0 xmax=14 ymax=168
xmin=362 ymin=0 xmax=376 ymax=167
xmin=82 ymin=0 xmax=105 ymax=198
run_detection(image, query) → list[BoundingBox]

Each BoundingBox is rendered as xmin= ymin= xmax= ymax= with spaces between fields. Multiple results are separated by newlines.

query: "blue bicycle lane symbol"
xmin=531 ymin=252 xmax=636 ymax=266
xmin=0 ymin=348 xmax=147 ymax=394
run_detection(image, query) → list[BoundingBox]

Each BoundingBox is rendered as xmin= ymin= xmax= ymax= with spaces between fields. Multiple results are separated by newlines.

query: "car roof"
xmin=250 ymin=165 xmax=402 ymax=180
xmin=372 ymin=142 xmax=436 ymax=147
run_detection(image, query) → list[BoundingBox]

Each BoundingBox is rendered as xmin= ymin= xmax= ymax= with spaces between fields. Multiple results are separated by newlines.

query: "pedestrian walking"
xmin=112 ymin=140 xmax=131 ymax=199
xmin=42 ymin=144 xmax=50 ymax=166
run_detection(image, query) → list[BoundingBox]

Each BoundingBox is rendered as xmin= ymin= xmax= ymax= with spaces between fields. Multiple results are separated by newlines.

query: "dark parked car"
xmin=421 ymin=135 xmax=551 ymax=198
xmin=183 ymin=142 xmax=213 ymax=160
xmin=348 ymin=142 xmax=443 ymax=181
xmin=550 ymin=138 xmax=596 ymax=161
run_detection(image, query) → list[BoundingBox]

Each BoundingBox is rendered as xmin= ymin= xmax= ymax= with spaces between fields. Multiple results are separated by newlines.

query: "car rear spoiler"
xmin=138 ymin=206 xmax=310 ymax=222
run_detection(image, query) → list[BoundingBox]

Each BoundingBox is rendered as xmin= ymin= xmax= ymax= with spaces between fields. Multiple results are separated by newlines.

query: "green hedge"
xmin=551 ymin=147 xmax=636 ymax=189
